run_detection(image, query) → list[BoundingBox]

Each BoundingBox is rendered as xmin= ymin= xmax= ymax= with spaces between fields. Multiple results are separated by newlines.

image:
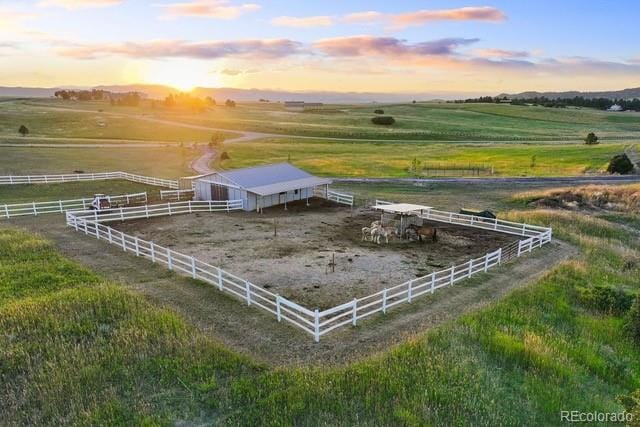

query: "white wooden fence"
xmin=1 ymin=192 xmax=148 ymax=219
xmin=0 ymin=172 xmax=179 ymax=189
xmin=65 ymin=201 xmax=316 ymax=338
xmin=68 ymin=200 xmax=243 ymax=223
xmin=314 ymin=186 xmax=354 ymax=207
xmin=160 ymin=189 xmax=194 ymax=201
xmin=65 ymin=198 xmax=552 ymax=342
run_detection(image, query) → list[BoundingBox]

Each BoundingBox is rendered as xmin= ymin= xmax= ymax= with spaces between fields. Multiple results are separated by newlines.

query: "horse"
xmin=361 ymin=226 xmax=373 ymax=241
xmin=374 ymin=226 xmax=396 ymax=244
xmin=407 ymin=224 xmax=438 ymax=243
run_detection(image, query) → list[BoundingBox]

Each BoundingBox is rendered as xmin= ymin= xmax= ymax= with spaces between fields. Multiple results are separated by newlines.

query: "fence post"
xmin=245 ymin=280 xmax=251 ymax=305
xmin=468 ymin=259 xmax=473 ymax=278
xmin=83 ymin=221 xmax=88 ymax=235
xmin=167 ymin=249 xmax=173 ymax=270
xmin=145 ymin=205 xmax=149 ymax=218
xmin=188 ymin=200 xmax=192 ymax=213
xmin=314 ymin=309 xmax=320 ymax=342
xmin=382 ymin=288 xmax=387 ymax=314
xmin=74 ymin=216 xmax=78 ymax=231
xmin=408 ymin=279 xmax=413 ymax=303
xmin=431 ymin=272 xmax=436 ymax=293
xmin=449 ymin=265 xmax=455 ymax=285
xmin=352 ymin=299 xmax=357 ymax=325
xmin=168 ymin=203 xmax=172 ymax=216
xmin=484 ymin=253 xmax=489 ymax=272
xmin=59 ymin=200 xmax=63 ymax=213
xmin=150 ymin=243 xmax=155 ymax=262
xmin=521 ymin=223 xmax=526 ymax=236
xmin=96 ymin=225 xmax=100 ymax=240
xmin=217 ymin=268 xmax=223 ymax=290
xmin=517 ymin=241 xmax=522 ymax=257
xmin=33 ymin=201 xmax=37 ymax=216
xmin=276 ymin=295 xmax=282 ymax=322
xmin=120 ymin=208 xmax=124 ymax=222
xmin=191 ymin=256 xmax=197 ymax=279
xmin=497 ymin=247 xmax=503 ymax=265
xmin=134 ymin=237 xmax=140 ymax=256
xmin=4 ymin=205 xmax=9 ymax=218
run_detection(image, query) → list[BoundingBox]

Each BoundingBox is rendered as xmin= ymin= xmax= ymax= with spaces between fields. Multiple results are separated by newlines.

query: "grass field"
xmin=7 ymin=98 xmax=640 ymax=142
xmin=222 ymin=138 xmax=626 ymax=177
xmin=0 ymin=100 xmax=236 ymax=143
xmin=0 ymin=180 xmax=163 ymax=204
xmin=1 ymin=182 xmax=639 ymax=424
xmin=0 ymin=146 xmax=197 ymax=178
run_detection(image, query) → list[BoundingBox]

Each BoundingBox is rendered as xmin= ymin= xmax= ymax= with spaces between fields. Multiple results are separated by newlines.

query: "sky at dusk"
xmin=1 ymin=0 xmax=639 ymax=95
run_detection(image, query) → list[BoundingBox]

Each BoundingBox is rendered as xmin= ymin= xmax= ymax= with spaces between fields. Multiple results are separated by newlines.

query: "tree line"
xmin=453 ymin=95 xmax=640 ymax=111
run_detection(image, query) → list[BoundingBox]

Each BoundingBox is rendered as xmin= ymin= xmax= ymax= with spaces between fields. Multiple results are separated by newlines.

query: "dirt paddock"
xmin=113 ymin=200 xmax=517 ymax=308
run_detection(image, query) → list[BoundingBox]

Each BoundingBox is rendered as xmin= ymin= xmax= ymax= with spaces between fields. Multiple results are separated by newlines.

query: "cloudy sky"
xmin=0 ymin=0 xmax=639 ymax=94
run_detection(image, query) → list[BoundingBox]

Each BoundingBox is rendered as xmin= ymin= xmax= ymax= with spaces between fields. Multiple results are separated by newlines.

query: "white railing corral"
xmin=0 ymin=171 xmax=179 ymax=189
xmin=160 ymin=189 xmax=195 ymax=201
xmin=1 ymin=192 xmax=147 ymax=219
xmin=64 ymin=197 xmax=552 ymax=342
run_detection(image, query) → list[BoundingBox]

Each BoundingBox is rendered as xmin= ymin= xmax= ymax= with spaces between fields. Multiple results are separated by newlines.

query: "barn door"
xmin=210 ymin=184 xmax=229 ymax=200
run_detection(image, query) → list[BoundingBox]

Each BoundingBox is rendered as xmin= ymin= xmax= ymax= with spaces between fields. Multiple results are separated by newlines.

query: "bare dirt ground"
xmin=112 ymin=200 xmax=516 ymax=309
xmin=3 ymin=214 xmax=574 ymax=368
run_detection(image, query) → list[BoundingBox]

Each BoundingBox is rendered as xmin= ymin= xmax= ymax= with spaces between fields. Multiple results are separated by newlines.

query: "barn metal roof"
xmin=198 ymin=163 xmax=331 ymax=196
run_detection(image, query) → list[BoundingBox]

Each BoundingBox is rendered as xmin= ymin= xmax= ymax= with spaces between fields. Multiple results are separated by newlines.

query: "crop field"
xmin=1 ymin=179 xmax=639 ymax=425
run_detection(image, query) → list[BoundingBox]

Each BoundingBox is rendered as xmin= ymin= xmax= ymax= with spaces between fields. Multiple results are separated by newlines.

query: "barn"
xmin=193 ymin=163 xmax=332 ymax=211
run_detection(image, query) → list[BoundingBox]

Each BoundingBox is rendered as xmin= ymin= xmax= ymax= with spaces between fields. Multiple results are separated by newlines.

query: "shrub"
xmin=374 ymin=109 xmax=384 ymax=114
xmin=220 ymin=151 xmax=230 ymax=161
xmin=225 ymin=99 xmax=236 ymax=107
xmin=371 ymin=116 xmax=395 ymax=125
xmin=584 ymin=132 xmax=599 ymax=145
xmin=576 ymin=285 xmax=634 ymax=315
xmin=606 ymin=154 xmax=634 ymax=175
xmin=625 ymin=295 xmax=640 ymax=344
xmin=18 ymin=125 xmax=29 ymax=136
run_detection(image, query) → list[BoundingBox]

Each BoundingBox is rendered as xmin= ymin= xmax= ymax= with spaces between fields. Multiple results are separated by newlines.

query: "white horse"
xmin=373 ymin=226 xmax=396 ymax=244
xmin=361 ymin=226 xmax=372 ymax=241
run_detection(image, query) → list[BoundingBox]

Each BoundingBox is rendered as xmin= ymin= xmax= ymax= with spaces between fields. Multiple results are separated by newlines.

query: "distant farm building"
xmin=607 ymin=104 xmax=624 ymax=112
xmin=284 ymin=101 xmax=324 ymax=111
xmin=193 ymin=163 xmax=332 ymax=211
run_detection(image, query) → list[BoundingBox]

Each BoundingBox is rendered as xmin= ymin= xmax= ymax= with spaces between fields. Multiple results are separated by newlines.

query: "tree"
xmin=606 ymin=153 xmax=634 ymax=174
xmin=374 ymin=109 xmax=384 ymax=114
xmin=18 ymin=125 xmax=29 ymax=136
xmin=625 ymin=295 xmax=640 ymax=344
xmin=371 ymin=116 xmax=395 ymax=125
xmin=220 ymin=151 xmax=230 ymax=160
xmin=225 ymin=99 xmax=236 ymax=107
xmin=585 ymin=132 xmax=599 ymax=145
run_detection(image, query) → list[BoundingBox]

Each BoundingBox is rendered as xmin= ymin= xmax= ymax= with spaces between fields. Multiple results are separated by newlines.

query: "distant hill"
xmin=0 ymin=84 xmax=485 ymax=103
xmin=498 ymin=87 xmax=640 ymax=100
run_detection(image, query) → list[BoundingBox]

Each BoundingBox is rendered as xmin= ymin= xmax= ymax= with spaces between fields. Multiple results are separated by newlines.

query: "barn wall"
xmin=255 ymin=187 xmax=314 ymax=210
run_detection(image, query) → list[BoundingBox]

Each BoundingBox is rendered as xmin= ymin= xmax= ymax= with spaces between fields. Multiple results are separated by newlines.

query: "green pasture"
xmin=222 ymin=138 xmax=626 ymax=177
xmin=0 ymin=146 xmax=197 ymax=178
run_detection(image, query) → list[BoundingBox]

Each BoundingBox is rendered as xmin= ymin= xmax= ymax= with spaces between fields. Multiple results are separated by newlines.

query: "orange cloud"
xmin=391 ymin=6 xmax=505 ymax=28
xmin=38 ymin=0 xmax=122 ymax=9
xmin=313 ymin=36 xmax=478 ymax=57
xmin=271 ymin=15 xmax=333 ymax=28
xmin=160 ymin=0 xmax=260 ymax=19
xmin=342 ymin=11 xmax=383 ymax=24
xmin=475 ymin=48 xmax=529 ymax=58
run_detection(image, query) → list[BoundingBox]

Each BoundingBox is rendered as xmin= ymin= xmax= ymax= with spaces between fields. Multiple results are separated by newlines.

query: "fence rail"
xmin=0 ymin=171 xmax=179 ymax=189
xmin=65 ymin=198 xmax=552 ymax=342
xmin=68 ymin=199 xmax=243 ymax=223
xmin=315 ymin=186 xmax=355 ymax=207
xmin=1 ymin=192 xmax=148 ymax=219
xmin=160 ymin=189 xmax=195 ymax=201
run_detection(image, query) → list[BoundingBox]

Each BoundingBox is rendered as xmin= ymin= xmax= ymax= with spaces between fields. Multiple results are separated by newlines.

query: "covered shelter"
xmin=372 ymin=203 xmax=433 ymax=238
xmin=193 ymin=163 xmax=332 ymax=211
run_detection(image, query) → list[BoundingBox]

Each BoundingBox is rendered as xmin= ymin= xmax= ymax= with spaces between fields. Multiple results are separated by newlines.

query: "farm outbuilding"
xmin=193 ymin=163 xmax=332 ymax=211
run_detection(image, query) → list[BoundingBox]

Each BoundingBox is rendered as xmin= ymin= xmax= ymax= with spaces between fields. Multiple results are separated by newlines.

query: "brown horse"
xmin=407 ymin=224 xmax=438 ymax=242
